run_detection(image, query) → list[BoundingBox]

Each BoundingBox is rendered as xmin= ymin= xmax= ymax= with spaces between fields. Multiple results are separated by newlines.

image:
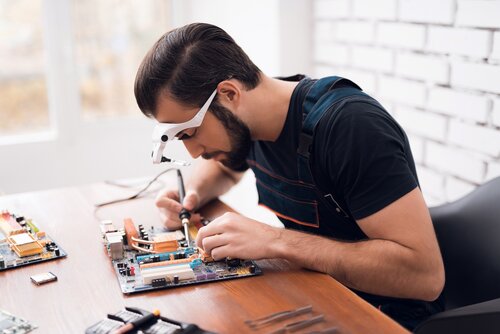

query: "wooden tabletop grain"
xmin=0 ymin=181 xmax=409 ymax=334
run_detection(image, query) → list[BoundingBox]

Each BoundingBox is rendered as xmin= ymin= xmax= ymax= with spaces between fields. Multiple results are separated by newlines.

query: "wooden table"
xmin=0 ymin=181 xmax=409 ymax=334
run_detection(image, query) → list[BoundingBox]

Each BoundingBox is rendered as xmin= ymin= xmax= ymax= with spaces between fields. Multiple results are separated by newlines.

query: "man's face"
xmin=155 ymin=94 xmax=251 ymax=170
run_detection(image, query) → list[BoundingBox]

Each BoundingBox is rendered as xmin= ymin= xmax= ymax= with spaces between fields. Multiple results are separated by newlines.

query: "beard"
xmin=203 ymin=103 xmax=252 ymax=171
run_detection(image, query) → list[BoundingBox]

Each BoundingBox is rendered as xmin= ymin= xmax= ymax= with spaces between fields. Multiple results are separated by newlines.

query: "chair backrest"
xmin=430 ymin=176 xmax=500 ymax=310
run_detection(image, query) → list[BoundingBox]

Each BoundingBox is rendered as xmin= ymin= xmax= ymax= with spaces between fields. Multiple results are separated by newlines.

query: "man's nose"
xmin=183 ymin=139 xmax=204 ymax=159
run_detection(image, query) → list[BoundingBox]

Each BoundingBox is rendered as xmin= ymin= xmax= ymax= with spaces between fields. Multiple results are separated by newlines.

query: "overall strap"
xmin=297 ymin=76 xmax=365 ymax=161
xmin=297 ymin=76 xmax=366 ymax=217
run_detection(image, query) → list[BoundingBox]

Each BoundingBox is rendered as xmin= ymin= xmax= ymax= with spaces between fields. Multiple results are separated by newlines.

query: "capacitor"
xmin=249 ymin=265 xmax=256 ymax=274
xmin=130 ymin=266 xmax=135 ymax=276
xmin=0 ymin=257 xmax=5 ymax=269
xmin=54 ymin=248 xmax=60 ymax=256
xmin=173 ymin=275 xmax=179 ymax=284
xmin=126 ymin=268 xmax=131 ymax=276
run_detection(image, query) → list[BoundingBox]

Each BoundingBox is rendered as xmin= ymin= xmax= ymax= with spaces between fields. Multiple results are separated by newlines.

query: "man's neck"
xmin=242 ymin=74 xmax=300 ymax=142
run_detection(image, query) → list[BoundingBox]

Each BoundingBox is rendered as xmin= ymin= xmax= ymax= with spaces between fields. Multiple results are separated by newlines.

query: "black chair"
xmin=415 ymin=176 xmax=500 ymax=333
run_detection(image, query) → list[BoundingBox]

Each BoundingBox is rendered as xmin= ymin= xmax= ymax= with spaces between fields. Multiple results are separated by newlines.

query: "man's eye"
xmin=176 ymin=132 xmax=189 ymax=140
xmin=176 ymin=129 xmax=196 ymax=140
xmin=177 ymin=132 xmax=190 ymax=140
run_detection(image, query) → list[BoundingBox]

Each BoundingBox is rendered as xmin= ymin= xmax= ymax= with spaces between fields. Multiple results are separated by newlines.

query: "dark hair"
xmin=134 ymin=23 xmax=262 ymax=117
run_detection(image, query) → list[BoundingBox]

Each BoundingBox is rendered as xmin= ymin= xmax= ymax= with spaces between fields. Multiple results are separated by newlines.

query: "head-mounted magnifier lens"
xmin=151 ymin=89 xmax=217 ymax=165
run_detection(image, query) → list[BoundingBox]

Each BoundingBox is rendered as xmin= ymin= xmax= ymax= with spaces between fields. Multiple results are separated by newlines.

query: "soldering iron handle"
xmin=177 ymin=169 xmax=186 ymax=203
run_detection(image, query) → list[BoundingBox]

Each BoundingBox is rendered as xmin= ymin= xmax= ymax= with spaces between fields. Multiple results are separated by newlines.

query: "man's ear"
xmin=217 ymin=80 xmax=241 ymax=104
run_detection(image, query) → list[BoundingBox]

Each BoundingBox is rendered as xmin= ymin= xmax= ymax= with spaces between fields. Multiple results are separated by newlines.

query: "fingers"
xmin=182 ymin=190 xmax=199 ymax=211
xmin=210 ymin=245 xmax=231 ymax=261
xmin=200 ymin=233 xmax=228 ymax=257
xmin=155 ymin=187 xmax=203 ymax=230
xmin=155 ymin=190 xmax=182 ymax=211
xmin=195 ymin=218 xmax=228 ymax=248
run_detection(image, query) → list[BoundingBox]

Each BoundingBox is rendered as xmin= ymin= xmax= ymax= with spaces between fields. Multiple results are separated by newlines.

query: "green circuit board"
xmin=0 ymin=211 xmax=67 ymax=271
xmin=101 ymin=218 xmax=262 ymax=294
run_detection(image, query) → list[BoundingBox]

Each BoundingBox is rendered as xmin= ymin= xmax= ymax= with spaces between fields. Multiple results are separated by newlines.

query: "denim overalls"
xmin=247 ymin=76 xmax=375 ymax=240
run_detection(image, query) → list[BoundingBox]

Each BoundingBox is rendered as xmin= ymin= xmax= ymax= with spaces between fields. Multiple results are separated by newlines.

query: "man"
xmin=134 ymin=23 xmax=445 ymax=330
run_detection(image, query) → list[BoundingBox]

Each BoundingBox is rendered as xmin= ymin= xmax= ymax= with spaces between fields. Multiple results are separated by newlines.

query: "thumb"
xmin=183 ymin=190 xmax=199 ymax=211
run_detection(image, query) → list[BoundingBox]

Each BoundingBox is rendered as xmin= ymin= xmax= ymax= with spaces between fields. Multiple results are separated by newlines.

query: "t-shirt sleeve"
xmin=321 ymin=101 xmax=418 ymax=220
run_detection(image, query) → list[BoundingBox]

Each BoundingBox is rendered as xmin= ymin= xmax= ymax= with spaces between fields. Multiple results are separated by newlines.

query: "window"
xmin=72 ymin=0 xmax=170 ymax=119
xmin=0 ymin=0 xmax=173 ymax=194
xmin=0 ymin=0 xmax=49 ymax=137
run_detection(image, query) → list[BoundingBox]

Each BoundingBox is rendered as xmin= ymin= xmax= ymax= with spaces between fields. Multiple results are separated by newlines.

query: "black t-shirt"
xmin=312 ymin=85 xmax=419 ymax=220
xmin=249 ymin=75 xmax=419 ymax=223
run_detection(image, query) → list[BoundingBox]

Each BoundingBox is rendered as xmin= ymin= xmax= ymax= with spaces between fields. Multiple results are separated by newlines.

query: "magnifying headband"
xmin=152 ymin=89 xmax=217 ymax=164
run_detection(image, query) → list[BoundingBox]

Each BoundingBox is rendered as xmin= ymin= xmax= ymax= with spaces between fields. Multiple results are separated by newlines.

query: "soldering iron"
xmin=176 ymin=169 xmax=191 ymax=246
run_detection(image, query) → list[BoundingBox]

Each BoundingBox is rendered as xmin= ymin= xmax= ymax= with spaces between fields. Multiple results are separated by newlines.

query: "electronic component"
xmin=0 ymin=210 xmax=67 ymax=271
xmin=100 ymin=217 xmax=262 ymax=294
xmin=124 ymin=218 xmax=138 ymax=247
xmin=0 ymin=309 xmax=37 ymax=334
xmin=30 ymin=271 xmax=58 ymax=285
xmin=8 ymin=233 xmax=43 ymax=257
xmin=105 ymin=232 xmax=124 ymax=260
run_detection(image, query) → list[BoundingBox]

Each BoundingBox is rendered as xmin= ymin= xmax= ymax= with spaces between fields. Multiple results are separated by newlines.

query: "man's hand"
xmin=155 ymin=188 xmax=201 ymax=229
xmin=196 ymin=212 xmax=282 ymax=260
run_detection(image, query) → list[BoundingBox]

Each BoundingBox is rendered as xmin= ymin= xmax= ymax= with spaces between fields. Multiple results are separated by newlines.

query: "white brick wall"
xmin=492 ymin=32 xmax=500 ymax=61
xmin=445 ymin=176 xmax=476 ymax=202
xmin=353 ymin=0 xmax=397 ymax=20
xmin=315 ymin=21 xmax=334 ymax=42
xmin=313 ymin=0 xmax=500 ymax=205
xmin=493 ymin=98 xmax=500 ymax=128
xmin=314 ymin=0 xmax=350 ymax=19
xmin=407 ymin=134 xmax=424 ymax=164
xmin=379 ymin=77 xmax=426 ymax=107
xmin=418 ymin=166 xmax=445 ymax=199
xmin=395 ymin=107 xmax=447 ymax=141
xmin=456 ymin=0 xmax=500 ymax=29
xmin=314 ymin=42 xmax=349 ymax=65
xmin=426 ymin=142 xmax=485 ymax=183
xmin=377 ymin=22 xmax=426 ymax=49
xmin=451 ymin=62 xmax=500 ymax=93
xmin=399 ymin=0 xmax=455 ymax=24
xmin=427 ymin=27 xmax=491 ymax=58
xmin=448 ymin=120 xmax=500 ymax=157
xmin=335 ymin=21 xmax=374 ymax=44
xmin=395 ymin=53 xmax=449 ymax=84
xmin=351 ymin=46 xmax=393 ymax=72
xmin=486 ymin=161 xmax=500 ymax=181
xmin=427 ymin=87 xmax=489 ymax=123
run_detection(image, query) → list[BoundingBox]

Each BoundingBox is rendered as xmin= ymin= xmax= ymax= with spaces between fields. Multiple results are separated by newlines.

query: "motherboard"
xmin=0 ymin=211 xmax=67 ymax=271
xmin=101 ymin=218 xmax=262 ymax=294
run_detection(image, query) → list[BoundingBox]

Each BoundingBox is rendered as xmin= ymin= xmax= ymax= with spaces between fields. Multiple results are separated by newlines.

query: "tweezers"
xmin=269 ymin=314 xmax=325 ymax=334
xmin=245 ymin=305 xmax=313 ymax=328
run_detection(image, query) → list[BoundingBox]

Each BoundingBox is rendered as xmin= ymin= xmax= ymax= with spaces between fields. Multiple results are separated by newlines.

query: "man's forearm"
xmin=270 ymin=228 xmax=442 ymax=301
xmin=187 ymin=160 xmax=243 ymax=208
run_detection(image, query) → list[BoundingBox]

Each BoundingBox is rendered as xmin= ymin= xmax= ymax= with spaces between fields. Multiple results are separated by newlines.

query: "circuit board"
xmin=0 ymin=211 xmax=67 ymax=271
xmin=0 ymin=309 xmax=36 ymax=334
xmin=100 ymin=218 xmax=262 ymax=294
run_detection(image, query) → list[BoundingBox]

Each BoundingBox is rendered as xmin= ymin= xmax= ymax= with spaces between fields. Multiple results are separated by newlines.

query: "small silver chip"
xmin=30 ymin=272 xmax=57 ymax=285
